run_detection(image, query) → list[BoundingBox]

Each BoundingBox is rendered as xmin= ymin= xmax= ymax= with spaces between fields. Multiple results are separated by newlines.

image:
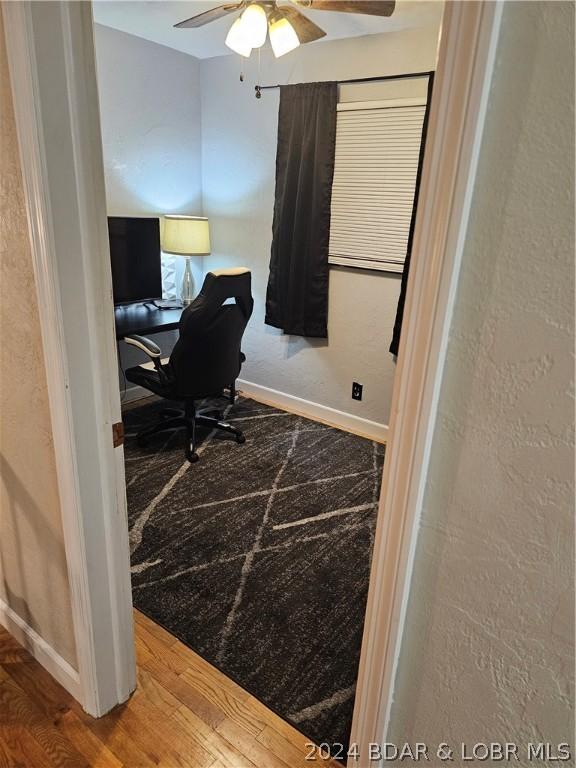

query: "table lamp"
xmin=161 ymin=215 xmax=211 ymax=305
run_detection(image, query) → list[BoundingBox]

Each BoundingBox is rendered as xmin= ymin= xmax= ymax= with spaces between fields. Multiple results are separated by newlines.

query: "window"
xmin=329 ymin=98 xmax=427 ymax=273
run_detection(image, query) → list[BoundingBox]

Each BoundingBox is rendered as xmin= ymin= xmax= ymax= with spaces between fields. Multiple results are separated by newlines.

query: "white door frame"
xmin=2 ymin=0 xmax=502 ymax=747
xmin=349 ymin=2 xmax=503 ymax=762
xmin=2 ymin=1 xmax=135 ymax=716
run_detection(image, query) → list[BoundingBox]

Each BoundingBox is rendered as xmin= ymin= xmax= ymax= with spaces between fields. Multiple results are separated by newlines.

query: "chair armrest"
xmin=124 ymin=334 xmax=162 ymax=358
xmin=124 ymin=334 xmax=168 ymax=383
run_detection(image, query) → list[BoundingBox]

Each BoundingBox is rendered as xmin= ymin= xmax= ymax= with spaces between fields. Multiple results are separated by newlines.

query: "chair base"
xmin=136 ymin=404 xmax=245 ymax=463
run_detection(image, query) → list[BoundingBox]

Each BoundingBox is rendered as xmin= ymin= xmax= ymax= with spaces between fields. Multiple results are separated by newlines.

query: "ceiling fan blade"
xmin=277 ymin=6 xmax=326 ymax=43
xmin=295 ymin=1 xmax=395 ymax=17
xmin=174 ymin=3 xmax=243 ymax=28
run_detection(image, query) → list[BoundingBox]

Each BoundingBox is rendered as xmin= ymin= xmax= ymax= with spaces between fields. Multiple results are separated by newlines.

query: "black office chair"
xmin=124 ymin=268 xmax=253 ymax=463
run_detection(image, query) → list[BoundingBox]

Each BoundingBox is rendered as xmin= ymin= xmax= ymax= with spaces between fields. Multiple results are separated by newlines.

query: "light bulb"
xmin=269 ymin=17 xmax=300 ymax=58
xmin=225 ymin=17 xmax=252 ymax=57
xmin=239 ymin=4 xmax=268 ymax=49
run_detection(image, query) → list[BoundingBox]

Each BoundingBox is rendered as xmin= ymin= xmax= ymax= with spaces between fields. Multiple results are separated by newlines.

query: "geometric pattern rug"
xmin=123 ymin=395 xmax=384 ymax=750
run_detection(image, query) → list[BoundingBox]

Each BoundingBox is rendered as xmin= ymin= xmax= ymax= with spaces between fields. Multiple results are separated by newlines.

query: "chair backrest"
xmin=168 ymin=268 xmax=253 ymax=399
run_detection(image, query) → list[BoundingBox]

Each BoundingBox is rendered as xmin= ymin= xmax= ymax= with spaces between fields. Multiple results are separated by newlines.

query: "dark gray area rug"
xmin=123 ymin=395 xmax=384 ymax=751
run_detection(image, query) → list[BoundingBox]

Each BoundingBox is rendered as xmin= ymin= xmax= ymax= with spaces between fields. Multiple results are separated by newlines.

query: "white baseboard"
xmin=0 ymin=598 xmax=81 ymax=700
xmin=120 ymin=379 xmax=389 ymax=443
xmin=237 ymin=379 xmax=389 ymax=443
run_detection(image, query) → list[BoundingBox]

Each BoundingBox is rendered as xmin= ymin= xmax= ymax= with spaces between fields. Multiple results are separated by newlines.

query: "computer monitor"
xmin=108 ymin=216 xmax=162 ymax=305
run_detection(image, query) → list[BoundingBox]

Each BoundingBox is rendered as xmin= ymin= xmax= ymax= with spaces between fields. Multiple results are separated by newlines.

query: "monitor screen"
xmin=108 ymin=216 xmax=162 ymax=304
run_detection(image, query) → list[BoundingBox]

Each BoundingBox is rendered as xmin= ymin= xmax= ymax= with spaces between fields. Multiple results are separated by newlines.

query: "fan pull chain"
xmin=239 ymin=53 xmax=244 ymax=82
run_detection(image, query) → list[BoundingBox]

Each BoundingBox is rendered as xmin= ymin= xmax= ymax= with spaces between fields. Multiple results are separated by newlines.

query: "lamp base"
xmin=181 ymin=257 xmax=195 ymax=305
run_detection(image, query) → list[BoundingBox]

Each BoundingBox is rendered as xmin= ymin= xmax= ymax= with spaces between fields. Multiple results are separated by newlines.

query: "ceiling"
xmin=93 ymin=1 xmax=444 ymax=60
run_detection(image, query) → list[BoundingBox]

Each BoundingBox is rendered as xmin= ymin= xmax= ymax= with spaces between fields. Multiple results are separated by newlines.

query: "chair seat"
xmin=140 ymin=357 xmax=171 ymax=371
xmin=125 ymin=364 xmax=176 ymax=399
xmin=127 ymin=352 xmax=245 ymax=400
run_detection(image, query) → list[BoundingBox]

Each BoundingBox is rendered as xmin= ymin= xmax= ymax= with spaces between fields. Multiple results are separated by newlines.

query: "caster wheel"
xmin=186 ymin=451 xmax=199 ymax=463
xmin=236 ymin=434 xmax=246 ymax=444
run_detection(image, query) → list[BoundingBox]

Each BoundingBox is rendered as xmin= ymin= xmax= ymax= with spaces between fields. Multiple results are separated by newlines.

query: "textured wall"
xmin=94 ymin=23 xmax=203 ymax=219
xmin=0 ymin=13 xmax=77 ymax=667
xmin=200 ymin=27 xmax=440 ymax=425
xmin=389 ymin=1 xmax=574 ymax=757
xmin=94 ymin=24 xmax=204 ymax=382
xmin=94 ymin=24 xmax=441 ymax=419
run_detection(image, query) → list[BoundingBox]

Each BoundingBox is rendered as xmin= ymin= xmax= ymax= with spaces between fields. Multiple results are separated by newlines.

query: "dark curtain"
xmin=265 ymin=82 xmax=338 ymax=338
xmin=389 ymin=248 xmax=412 ymax=356
xmin=390 ymin=73 xmax=435 ymax=356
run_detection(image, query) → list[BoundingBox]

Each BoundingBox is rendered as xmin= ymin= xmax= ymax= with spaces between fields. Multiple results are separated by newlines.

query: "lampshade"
xmin=161 ymin=216 xmax=210 ymax=256
xmin=225 ymin=4 xmax=267 ymax=56
xmin=225 ymin=17 xmax=252 ymax=58
xmin=269 ymin=17 xmax=300 ymax=58
xmin=238 ymin=4 xmax=268 ymax=48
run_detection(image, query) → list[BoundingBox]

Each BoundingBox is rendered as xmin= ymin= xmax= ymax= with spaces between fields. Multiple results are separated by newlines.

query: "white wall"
xmin=94 ymin=24 xmax=204 ymax=383
xmin=94 ymin=23 xmax=441 ymax=418
xmin=200 ymin=27 xmax=440 ymax=425
xmin=389 ymin=0 xmax=574 ymax=749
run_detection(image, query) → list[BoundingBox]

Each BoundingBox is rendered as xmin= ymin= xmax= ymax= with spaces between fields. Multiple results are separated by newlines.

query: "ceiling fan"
xmin=174 ymin=1 xmax=396 ymax=59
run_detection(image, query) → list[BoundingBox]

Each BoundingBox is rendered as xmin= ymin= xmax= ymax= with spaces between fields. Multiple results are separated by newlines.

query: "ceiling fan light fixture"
xmin=269 ymin=16 xmax=300 ymax=58
xmin=239 ymin=3 xmax=268 ymax=48
xmin=225 ymin=16 xmax=253 ymax=57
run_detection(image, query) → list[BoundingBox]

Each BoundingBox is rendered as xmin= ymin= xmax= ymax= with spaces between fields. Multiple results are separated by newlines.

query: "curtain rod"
xmin=254 ymin=70 xmax=434 ymax=98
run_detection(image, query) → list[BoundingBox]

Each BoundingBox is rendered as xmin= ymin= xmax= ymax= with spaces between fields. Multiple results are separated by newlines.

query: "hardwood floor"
xmin=0 ymin=611 xmax=341 ymax=767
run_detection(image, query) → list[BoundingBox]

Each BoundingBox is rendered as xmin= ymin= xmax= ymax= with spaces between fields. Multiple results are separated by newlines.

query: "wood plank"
xmin=0 ymin=725 xmax=55 ymax=768
xmin=134 ymin=635 xmax=154 ymax=667
xmin=142 ymin=655 xmax=225 ymax=730
xmin=93 ymin=701 xmax=184 ymax=768
xmin=179 ymin=666 xmax=264 ymax=738
xmin=245 ymin=697 xmax=343 ymax=767
xmin=0 ymin=633 xmax=30 ymax=664
xmin=2 ymin=657 xmax=72 ymax=720
xmin=77 ymin=700 xmax=169 ymax=768
xmin=244 ymin=694 xmax=313 ymax=751
xmin=136 ymin=624 xmax=189 ymax=675
xmin=167 ymin=637 xmax=251 ymax=703
xmin=172 ymin=705 xmax=257 ymax=768
xmin=134 ymin=610 xmax=177 ymax=648
xmin=215 ymin=718 xmax=296 ymax=768
xmin=0 ymin=666 xmax=88 ymax=768
xmin=257 ymin=724 xmax=342 ymax=768
xmin=57 ymin=710 xmax=124 ymax=768
xmin=125 ymin=686 xmax=214 ymax=768
xmin=178 ymin=655 xmax=251 ymax=702
xmin=3 ymin=655 xmax=123 ymax=768
xmin=71 ymin=700 xmax=158 ymax=768
xmin=0 ymin=736 xmax=15 ymax=768
xmin=136 ymin=665 xmax=181 ymax=717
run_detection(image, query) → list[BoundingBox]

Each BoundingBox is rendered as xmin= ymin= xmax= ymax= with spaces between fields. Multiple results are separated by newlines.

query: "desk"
xmin=115 ymin=303 xmax=184 ymax=340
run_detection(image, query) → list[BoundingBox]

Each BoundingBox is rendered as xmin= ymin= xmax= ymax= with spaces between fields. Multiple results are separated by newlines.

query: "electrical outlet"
xmin=352 ymin=382 xmax=363 ymax=401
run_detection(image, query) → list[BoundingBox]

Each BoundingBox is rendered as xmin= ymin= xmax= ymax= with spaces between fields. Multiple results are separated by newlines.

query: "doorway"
xmin=2 ymin=1 xmax=502 ymax=760
xmin=93 ymin=10 xmax=442 ymax=752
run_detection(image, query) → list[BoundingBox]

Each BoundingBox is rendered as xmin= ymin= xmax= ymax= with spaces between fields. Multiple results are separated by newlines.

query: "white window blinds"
xmin=329 ymin=98 xmax=427 ymax=273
